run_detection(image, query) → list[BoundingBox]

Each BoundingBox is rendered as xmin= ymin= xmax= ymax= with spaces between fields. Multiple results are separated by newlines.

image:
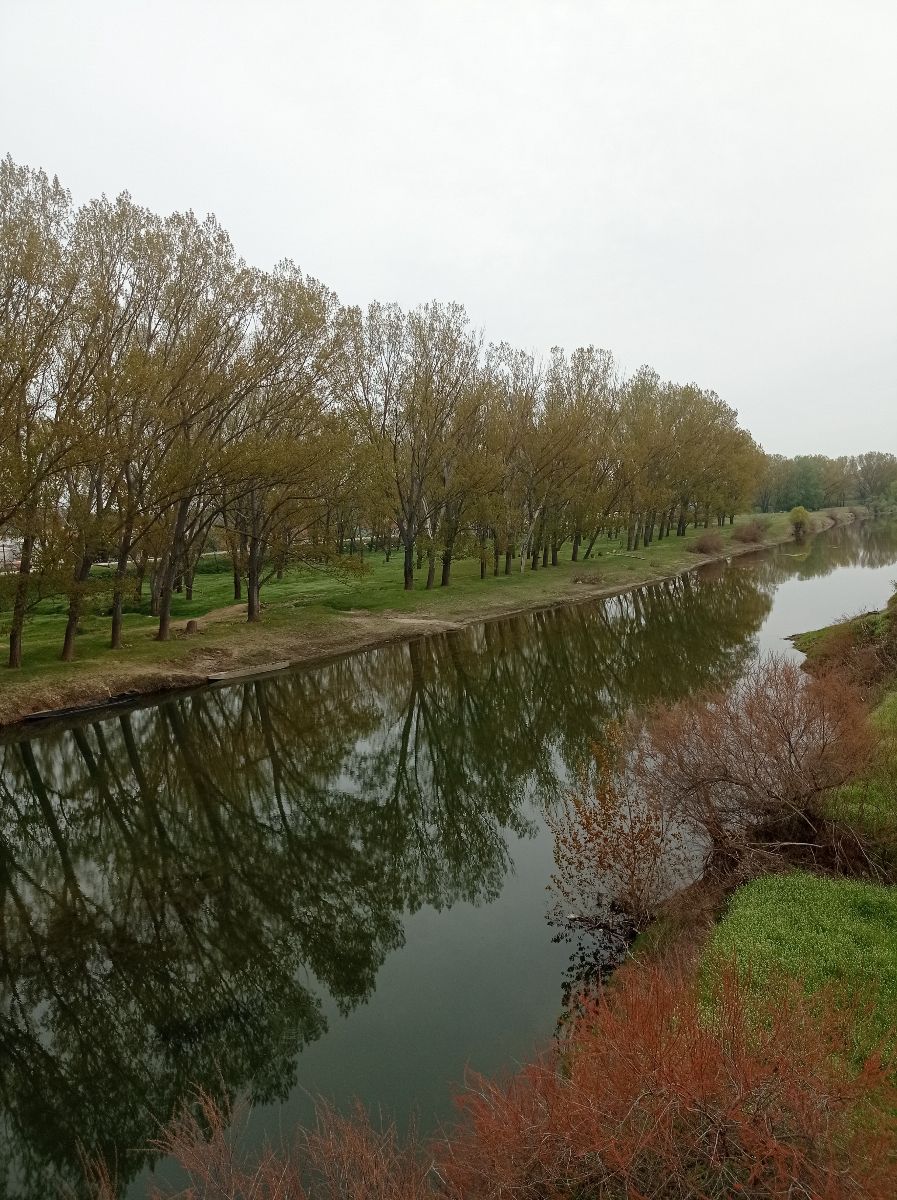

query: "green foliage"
xmin=757 ymin=451 xmax=897 ymax=513
xmin=705 ymin=872 xmax=897 ymax=1054
xmin=789 ymin=505 xmax=810 ymax=537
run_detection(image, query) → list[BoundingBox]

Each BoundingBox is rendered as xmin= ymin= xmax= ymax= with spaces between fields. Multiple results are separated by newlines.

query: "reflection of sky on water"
xmin=756 ymin=553 xmax=897 ymax=658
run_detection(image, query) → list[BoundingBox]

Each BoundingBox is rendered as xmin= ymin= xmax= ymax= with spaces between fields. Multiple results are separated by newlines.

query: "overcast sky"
xmin=2 ymin=1 xmax=895 ymax=456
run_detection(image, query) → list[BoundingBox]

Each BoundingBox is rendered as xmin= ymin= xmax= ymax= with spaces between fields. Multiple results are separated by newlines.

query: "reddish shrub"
xmin=630 ymin=655 xmax=876 ymax=852
xmin=547 ymin=726 xmax=688 ymax=923
xmin=134 ymin=1091 xmax=432 ymax=1200
xmin=807 ymin=613 xmax=897 ymax=697
xmin=438 ymin=964 xmax=897 ymax=1199
xmin=689 ymin=531 xmax=724 ymax=554
xmin=98 ymin=963 xmax=897 ymax=1200
xmin=732 ymin=518 xmax=770 ymax=543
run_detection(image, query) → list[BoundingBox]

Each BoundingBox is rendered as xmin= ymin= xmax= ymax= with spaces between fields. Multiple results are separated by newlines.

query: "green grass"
xmin=794 ymin=581 xmax=897 ymax=840
xmin=0 ymin=506 xmax=842 ymax=705
xmin=704 ymin=872 xmax=897 ymax=1055
xmin=793 ymin=608 xmax=893 ymax=658
xmin=827 ymin=691 xmax=897 ymax=847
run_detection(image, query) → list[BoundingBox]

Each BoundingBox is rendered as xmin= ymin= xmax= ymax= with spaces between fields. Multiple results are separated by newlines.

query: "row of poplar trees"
xmin=1 ymin=155 xmax=763 ymax=667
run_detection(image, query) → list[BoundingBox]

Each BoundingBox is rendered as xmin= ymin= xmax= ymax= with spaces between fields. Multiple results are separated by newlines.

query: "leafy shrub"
xmin=790 ymin=505 xmax=811 ymax=538
xmin=688 ymin=531 xmax=724 ymax=554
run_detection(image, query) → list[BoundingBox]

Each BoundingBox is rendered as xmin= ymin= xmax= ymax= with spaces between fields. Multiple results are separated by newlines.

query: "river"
xmin=1 ymin=519 xmax=896 ymax=1198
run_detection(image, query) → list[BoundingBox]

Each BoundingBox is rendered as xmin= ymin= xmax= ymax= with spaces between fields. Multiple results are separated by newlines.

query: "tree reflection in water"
xmin=8 ymin=527 xmax=892 ymax=1196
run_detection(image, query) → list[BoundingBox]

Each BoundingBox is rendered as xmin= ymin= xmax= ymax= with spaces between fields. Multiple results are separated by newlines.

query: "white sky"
xmin=2 ymin=0 xmax=895 ymax=456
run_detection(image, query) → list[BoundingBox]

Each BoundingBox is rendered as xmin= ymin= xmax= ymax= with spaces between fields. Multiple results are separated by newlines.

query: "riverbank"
xmin=637 ymin=582 xmax=897 ymax=1062
xmin=0 ymin=506 xmax=865 ymax=730
xmin=107 ymin=618 xmax=897 ymax=1196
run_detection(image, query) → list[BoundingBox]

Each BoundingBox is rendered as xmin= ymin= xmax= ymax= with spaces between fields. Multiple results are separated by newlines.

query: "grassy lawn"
xmin=0 ymin=506 xmax=846 ymax=721
xmin=704 ymin=871 xmax=897 ymax=1055
xmin=1 ymin=508 xmax=805 ymax=681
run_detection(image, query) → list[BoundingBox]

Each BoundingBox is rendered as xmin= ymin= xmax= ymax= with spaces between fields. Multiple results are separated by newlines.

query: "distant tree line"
xmin=756 ymin=452 xmax=897 ymax=515
xmin=0 ymin=154 xmax=888 ymax=670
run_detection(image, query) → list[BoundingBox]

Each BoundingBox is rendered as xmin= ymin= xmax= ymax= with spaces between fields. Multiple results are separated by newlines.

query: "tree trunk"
xmin=157 ymin=498 xmax=190 ymax=640
xmin=8 ymin=534 xmax=34 ymax=669
xmin=133 ymin=551 xmax=147 ymax=602
xmin=149 ymin=550 xmax=167 ymax=617
xmin=110 ymin=523 xmax=134 ymax=650
xmin=403 ymin=539 xmax=414 ymax=590
xmin=572 ymin=529 xmax=581 ymax=561
xmin=440 ymin=543 xmax=453 ymax=587
xmin=233 ymin=565 xmax=242 ymax=601
xmin=426 ymin=544 xmax=436 ymax=589
xmin=648 ymin=510 xmax=658 ymax=544
xmin=505 ymin=546 xmax=513 ymax=575
xmin=247 ymin=579 xmax=260 ymax=620
xmin=62 ymin=553 xmax=94 ymax=662
xmin=247 ymin=538 xmax=262 ymax=620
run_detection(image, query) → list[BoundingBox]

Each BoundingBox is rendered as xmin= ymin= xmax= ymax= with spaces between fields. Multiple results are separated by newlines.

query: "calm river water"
xmin=1 ymin=520 xmax=896 ymax=1198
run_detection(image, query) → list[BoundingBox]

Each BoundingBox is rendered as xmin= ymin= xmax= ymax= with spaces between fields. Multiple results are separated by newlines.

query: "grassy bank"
xmin=0 ymin=505 xmax=857 ymax=730
xmin=698 ymin=586 xmax=897 ymax=1063
xmin=704 ymin=872 xmax=897 ymax=1055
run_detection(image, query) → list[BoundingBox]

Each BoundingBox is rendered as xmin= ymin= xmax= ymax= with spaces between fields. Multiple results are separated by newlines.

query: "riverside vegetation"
xmin=3 ymin=155 xmax=897 ymax=722
xmin=0 ymin=502 xmax=861 ymax=726
xmin=79 ymin=566 xmax=897 ymax=1196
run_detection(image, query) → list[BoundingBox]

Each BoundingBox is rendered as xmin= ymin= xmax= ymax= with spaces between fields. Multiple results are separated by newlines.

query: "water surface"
xmin=1 ymin=520 xmax=896 ymax=1197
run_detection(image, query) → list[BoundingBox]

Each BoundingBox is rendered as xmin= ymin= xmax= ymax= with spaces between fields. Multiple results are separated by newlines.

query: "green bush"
xmin=789 ymin=505 xmax=811 ymax=538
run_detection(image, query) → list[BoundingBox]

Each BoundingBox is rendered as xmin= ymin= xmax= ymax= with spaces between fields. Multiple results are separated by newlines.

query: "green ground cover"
xmin=706 ymin=587 xmax=897 ymax=1058
xmin=704 ymin=872 xmax=897 ymax=1055
xmin=1 ymin=507 xmax=808 ymax=693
